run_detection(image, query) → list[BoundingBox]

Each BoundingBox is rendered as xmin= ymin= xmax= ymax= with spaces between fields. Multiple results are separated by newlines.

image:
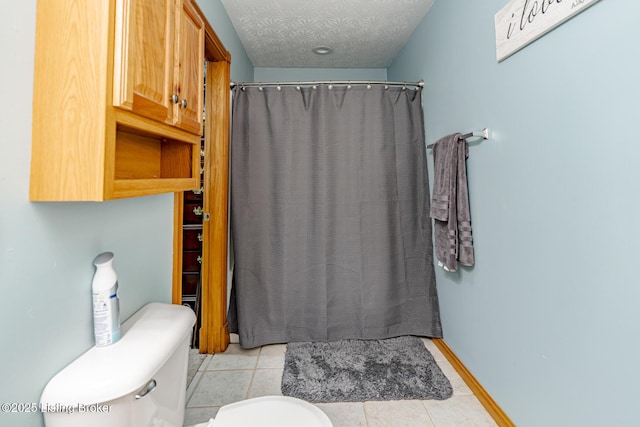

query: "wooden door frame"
xmin=172 ymin=0 xmax=231 ymax=354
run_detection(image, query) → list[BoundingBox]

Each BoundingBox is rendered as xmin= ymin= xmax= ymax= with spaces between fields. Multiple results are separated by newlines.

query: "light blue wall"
xmin=0 ymin=2 xmax=251 ymax=426
xmin=254 ymin=67 xmax=387 ymax=82
xmin=389 ymin=1 xmax=640 ymax=426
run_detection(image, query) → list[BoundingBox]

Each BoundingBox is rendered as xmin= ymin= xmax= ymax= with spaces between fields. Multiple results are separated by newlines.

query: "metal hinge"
xmin=202 ymin=212 xmax=211 ymax=221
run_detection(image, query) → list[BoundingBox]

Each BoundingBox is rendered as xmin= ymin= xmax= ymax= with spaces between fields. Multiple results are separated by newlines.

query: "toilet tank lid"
xmin=40 ymin=303 xmax=196 ymax=406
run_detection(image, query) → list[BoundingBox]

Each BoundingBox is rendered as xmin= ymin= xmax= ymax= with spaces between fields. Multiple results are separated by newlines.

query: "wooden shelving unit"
xmin=29 ymin=0 xmax=204 ymax=201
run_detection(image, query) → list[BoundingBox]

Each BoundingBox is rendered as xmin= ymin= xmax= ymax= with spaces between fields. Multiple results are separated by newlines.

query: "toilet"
xmin=40 ymin=302 xmax=332 ymax=427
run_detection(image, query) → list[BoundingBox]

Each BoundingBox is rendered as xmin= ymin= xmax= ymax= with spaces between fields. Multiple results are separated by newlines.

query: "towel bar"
xmin=427 ymin=128 xmax=489 ymax=149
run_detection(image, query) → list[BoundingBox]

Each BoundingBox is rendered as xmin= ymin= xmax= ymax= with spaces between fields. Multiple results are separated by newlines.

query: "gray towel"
xmin=430 ymin=133 xmax=474 ymax=271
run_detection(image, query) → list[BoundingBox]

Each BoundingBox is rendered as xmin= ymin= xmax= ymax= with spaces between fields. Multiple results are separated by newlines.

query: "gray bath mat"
xmin=281 ymin=336 xmax=453 ymax=402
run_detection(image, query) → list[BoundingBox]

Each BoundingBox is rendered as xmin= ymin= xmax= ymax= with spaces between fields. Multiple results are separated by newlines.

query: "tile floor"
xmin=184 ymin=338 xmax=498 ymax=427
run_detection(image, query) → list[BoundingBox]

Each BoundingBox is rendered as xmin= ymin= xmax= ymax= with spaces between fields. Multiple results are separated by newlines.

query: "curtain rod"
xmin=426 ymin=128 xmax=490 ymax=149
xmin=230 ymin=80 xmax=424 ymax=90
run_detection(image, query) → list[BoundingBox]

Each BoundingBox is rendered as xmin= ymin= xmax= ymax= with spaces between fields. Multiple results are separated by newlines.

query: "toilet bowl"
xmin=40 ymin=303 xmax=332 ymax=427
xmin=188 ymin=396 xmax=332 ymax=427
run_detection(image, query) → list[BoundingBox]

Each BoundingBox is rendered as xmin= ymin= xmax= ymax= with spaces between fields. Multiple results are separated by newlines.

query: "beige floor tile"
xmin=364 ymin=400 xmax=436 ymax=427
xmin=206 ymin=344 xmax=260 ymax=370
xmin=421 ymin=338 xmax=447 ymax=361
xmin=314 ymin=402 xmax=367 ymax=427
xmin=183 ymin=406 xmax=220 ymax=426
xmin=423 ymin=395 xmax=498 ymax=427
xmin=188 ymin=349 xmax=209 ymax=385
xmin=257 ymin=344 xmax=287 ymax=368
xmin=198 ymin=355 xmax=213 ymax=371
xmin=247 ymin=368 xmax=284 ymax=398
xmin=435 ymin=359 xmax=473 ymax=396
xmin=185 ymin=342 xmax=498 ymax=427
xmin=187 ymin=370 xmax=253 ymax=407
xmin=186 ymin=371 xmax=203 ymax=402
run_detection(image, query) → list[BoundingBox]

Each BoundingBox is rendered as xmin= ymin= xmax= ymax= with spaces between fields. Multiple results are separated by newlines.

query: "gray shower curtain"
xmin=228 ymin=84 xmax=442 ymax=348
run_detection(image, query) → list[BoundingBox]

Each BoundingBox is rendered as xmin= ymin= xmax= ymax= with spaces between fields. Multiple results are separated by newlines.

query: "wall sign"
xmin=495 ymin=0 xmax=601 ymax=62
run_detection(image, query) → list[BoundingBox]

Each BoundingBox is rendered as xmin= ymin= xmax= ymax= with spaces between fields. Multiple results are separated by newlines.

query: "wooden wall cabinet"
xmin=30 ymin=0 xmax=204 ymax=201
xmin=112 ymin=0 xmax=176 ymax=127
xmin=173 ymin=0 xmax=205 ymax=135
xmin=112 ymin=0 xmax=204 ymax=135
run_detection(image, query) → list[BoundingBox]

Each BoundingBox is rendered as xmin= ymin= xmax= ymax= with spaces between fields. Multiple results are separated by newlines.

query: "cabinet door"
xmin=173 ymin=0 xmax=204 ymax=135
xmin=113 ymin=0 xmax=176 ymax=124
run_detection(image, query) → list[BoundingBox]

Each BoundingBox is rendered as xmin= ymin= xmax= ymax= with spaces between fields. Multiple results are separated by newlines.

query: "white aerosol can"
xmin=92 ymin=252 xmax=121 ymax=346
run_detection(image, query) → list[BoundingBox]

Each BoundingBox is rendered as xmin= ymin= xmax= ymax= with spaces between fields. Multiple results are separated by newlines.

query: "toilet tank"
xmin=40 ymin=303 xmax=196 ymax=427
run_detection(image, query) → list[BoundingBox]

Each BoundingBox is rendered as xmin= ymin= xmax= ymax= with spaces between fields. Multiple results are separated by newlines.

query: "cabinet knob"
xmin=171 ymin=94 xmax=179 ymax=104
xmin=181 ymin=99 xmax=188 ymax=109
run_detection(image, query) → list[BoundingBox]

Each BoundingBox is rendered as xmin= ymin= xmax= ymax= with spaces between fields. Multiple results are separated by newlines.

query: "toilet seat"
xmin=188 ymin=396 xmax=332 ymax=427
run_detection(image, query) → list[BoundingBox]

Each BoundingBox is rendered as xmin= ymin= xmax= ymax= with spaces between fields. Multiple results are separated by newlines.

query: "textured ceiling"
xmin=220 ymin=0 xmax=435 ymax=68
